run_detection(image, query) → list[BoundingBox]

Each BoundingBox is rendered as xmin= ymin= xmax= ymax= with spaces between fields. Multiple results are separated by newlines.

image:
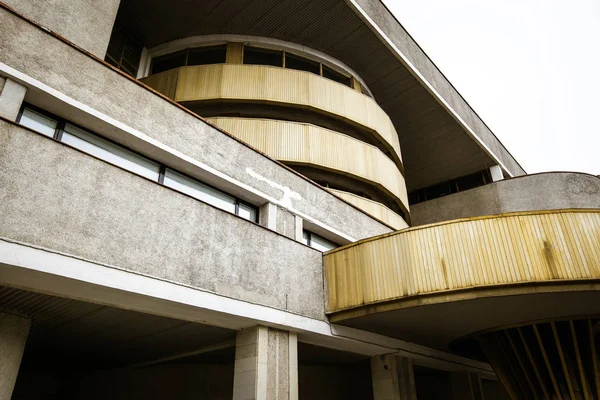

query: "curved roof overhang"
xmin=324 ymin=209 xmax=600 ymax=351
xmin=113 ymin=0 xmax=525 ymax=192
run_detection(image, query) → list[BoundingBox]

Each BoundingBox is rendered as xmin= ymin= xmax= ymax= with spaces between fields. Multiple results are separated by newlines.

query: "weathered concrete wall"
xmin=353 ymin=0 xmax=525 ymax=178
xmin=0 ymin=7 xmax=392 ymax=241
xmin=2 ymin=0 xmax=120 ymax=58
xmin=411 ymin=172 xmax=600 ymax=225
xmin=0 ymin=122 xmax=325 ymax=320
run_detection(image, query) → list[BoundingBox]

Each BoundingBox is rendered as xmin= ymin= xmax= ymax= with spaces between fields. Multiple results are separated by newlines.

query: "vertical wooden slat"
xmin=588 ymin=319 xmax=600 ymax=399
xmin=570 ymin=320 xmax=591 ymax=400
xmin=505 ymin=330 xmax=539 ymax=399
xmin=533 ymin=325 xmax=563 ymax=400
xmin=552 ymin=322 xmax=577 ymax=399
xmin=517 ymin=327 xmax=550 ymax=399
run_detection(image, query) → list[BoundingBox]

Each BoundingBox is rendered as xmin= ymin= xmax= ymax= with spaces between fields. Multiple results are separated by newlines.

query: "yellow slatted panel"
xmin=141 ymin=64 xmax=403 ymax=167
xmin=141 ymin=68 xmax=179 ymax=99
xmin=327 ymin=189 xmax=408 ymax=231
xmin=206 ymin=117 xmax=409 ymax=212
xmin=324 ymin=210 xmax=600 ymax=313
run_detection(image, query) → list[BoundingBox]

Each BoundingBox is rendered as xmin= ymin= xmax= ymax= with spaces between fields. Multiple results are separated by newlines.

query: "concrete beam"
xmin=0 ymin=77 xmax=26 ymax=120
xmin=0 ymin=311 xmax=30 ymax=399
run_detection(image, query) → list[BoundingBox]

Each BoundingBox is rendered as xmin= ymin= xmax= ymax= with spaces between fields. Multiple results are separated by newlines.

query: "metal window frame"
xmin=16 ymin=103 xmax=259 ymax=223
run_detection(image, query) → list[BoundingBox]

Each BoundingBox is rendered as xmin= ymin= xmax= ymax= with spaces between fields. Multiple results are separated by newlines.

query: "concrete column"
xmin=233 ymin=326 xmax=298 ymax=400
xmin=0 ymin=78 xmax=27 ymax=121
xmin=0 ymin=312 xmax=31 ymax=399
xmin=258 ymin=203 xmax=300 ymax=241
xmin=450 ymin=372 xmax=484 ymax=400
xmin=371 ymin=354 xmax=417 ymax=400
xmin=489 ymin=165 xmax=504 ymax=182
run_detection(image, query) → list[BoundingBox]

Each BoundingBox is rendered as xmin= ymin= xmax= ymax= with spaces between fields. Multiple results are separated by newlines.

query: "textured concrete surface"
xmin=411 ymin=172 xmax=600 ymax=225
xmin=354 ymin=0 xmax=525 ymax=178
xmin=0 ymin=8 xmax=391 ymax=241
xmin=0 ymin=123 xmax=325 ymax=320
xmin=2 ymin=0 xmax=120 ymax=57
xmin=0 ymin=78 xmax=26 ymax=121
xmin=0 ymin=312 xmax=30 ymax=400
xmin=233 ymin=326 xmax=297 ymax=400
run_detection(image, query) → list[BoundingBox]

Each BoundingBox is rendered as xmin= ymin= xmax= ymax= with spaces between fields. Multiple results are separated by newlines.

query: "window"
xmin=302 ymin=230 xmax=338 ymax=252
xmin=322 ymin=65 xmax=352 ymax=87
xmin=61 ymin=124 xmax=161 ymax=181
xmin=105 ymin=27 xmax=143 ymax=77
xmin=163 ymin=169 xmax=236 ymax=214
xmin=243 ymin=46 xmax=283 ymax=67
xmin=285 ymin=53 xmax=320 ymax=75
xmin=187 ymin=45 xmax=227 ymax=66
xmin=17 ymin=104 xmax=259 ymax=223
xmin=18 ymin=108 xmax=58 ymax=138
xmin=408 ymin=170 xmax=493 ymax=205
xmin=151 ymin=50 xmax=187 ymax=74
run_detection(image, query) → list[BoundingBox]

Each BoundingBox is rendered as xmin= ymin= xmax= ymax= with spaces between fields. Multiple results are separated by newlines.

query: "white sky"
xmin=382 ymin=0 xmax=600 ymax=175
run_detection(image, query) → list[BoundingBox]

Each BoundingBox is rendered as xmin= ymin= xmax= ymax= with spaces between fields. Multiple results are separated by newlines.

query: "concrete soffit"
xmin=345 ymin=0 xmax=525 ymax=178
xmin=0 ymin=239 xmax=494 ymax=375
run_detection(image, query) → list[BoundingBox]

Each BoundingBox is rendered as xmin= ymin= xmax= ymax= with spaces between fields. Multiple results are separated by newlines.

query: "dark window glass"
xmin=424 ymin=182 xmax=453 ymax=200
xmin=187 ymin=45 xmax=227 ymax=66
xmin=243 ymin=46 xmax=283 ymax=67
xmin=285 ymin=53 xmax=320 ymax=75
xmin=456 ymin=172 xmax=485 ymax=192
xmin=105 ymin=26 xmax=143 ymax=77
xmin=322 ymin=65 xmax=352 ymax=87
xmin=151 ymin=50 xmax=187 ymax=74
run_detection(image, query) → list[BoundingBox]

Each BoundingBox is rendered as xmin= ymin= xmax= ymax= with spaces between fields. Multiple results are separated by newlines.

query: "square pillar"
xmin=0 ymin=78 xmax=27 ymax=121
xmin=0 ymin=312 xmax=31 ymax=399
xmin=489 ymin=165 xmax=504 ymax=182
xmin=371 ymin=354 xmax=417 ymax=400
xmin=233 ymin=326 xmax=298 ymax=400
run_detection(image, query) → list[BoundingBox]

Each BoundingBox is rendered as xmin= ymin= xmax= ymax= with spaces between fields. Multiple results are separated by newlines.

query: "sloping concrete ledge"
xmin=0 ymin=122 xmax=325 ymax=320
xmin=0 ymin=5 xmax=392 ymax=241
xmin=411 ymin=172 xmax=600 ymax=225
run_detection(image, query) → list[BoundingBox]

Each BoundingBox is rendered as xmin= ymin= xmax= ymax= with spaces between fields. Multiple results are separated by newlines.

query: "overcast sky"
xmin=382 ymin=0 xmax=600 ymax=175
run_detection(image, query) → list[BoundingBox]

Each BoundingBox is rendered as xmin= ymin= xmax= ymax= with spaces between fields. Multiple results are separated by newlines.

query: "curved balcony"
xmin=206 ymin=117 xmax=409 ymax=215
xmin=324 ymin=209 xmax=600 ymax=350
xmin=328 ymin=189 xmax=408 ymax=231
xmin=141 ymin=64 xmax=403 ymax=168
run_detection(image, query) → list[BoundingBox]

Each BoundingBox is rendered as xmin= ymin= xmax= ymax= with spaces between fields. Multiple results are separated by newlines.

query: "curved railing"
xmin=325 ymin=209 xmax=600 ymax=318
xmin=206 ymin=117 xmax=409 ymax=214
xmin=328 ymin=189 xmax=408 ymax=230
xmin=141 ymin=64 xmax=403 ymax=168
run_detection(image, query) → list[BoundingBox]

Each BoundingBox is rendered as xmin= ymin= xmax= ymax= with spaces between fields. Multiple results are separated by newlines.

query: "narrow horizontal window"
xmin=151 ymin=50 xmax=187 ymax=74
xmin=163 ymin=169 xmax=237 ymax=214
xmin=244 ymin=46 xmax=283 ymax=67
xmin=17 ymin=104 xmax=259 ymax=224
xmin=285 ymin=53 xmax=320 ymax=75
xmin=322 ymin=65 xmax=352 ymax=87
xmin=61 ymin=124 xmax=160 ymax=181
xmin=18 ymin=108 xmax=58 ymax=138
xmin=187 ymin=45 xmax=227 ymax=66
xmin=303 ymin=230 xmax=338 ymax=252
xmin=238 ymin=202 xmax=258 ymax=222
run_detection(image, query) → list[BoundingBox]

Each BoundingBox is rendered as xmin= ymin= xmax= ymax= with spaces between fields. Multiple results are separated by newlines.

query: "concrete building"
xmin=0 ymin=0 xmax=598 ymax=399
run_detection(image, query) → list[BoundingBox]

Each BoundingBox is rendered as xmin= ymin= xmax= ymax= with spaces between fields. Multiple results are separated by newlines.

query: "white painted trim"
xmin=141 ymin=34 xmax=374 ymax=97
xmin=346 ymin=0 xmax=515 ymax=178
xmin=0 ymin=239 xmax=493 ymax=373
xmin=0 ymin=62 xmax=358 ymax=244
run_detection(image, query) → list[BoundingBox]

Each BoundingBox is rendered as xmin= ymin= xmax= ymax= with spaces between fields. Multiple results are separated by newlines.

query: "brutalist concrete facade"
xmin=0 ymin=1 xmax=595 ymax=399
